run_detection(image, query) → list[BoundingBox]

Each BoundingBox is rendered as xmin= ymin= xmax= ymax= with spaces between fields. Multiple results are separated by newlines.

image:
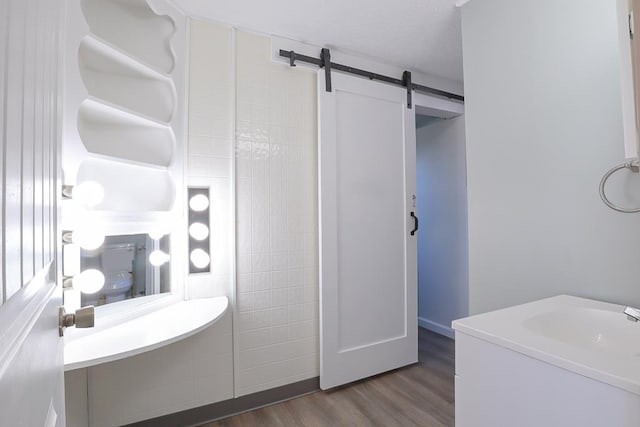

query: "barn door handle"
xmin=410 ymin=212 xmax=419 ymax=236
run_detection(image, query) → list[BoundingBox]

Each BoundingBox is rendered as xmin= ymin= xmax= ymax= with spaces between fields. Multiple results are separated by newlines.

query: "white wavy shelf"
xmin=76 ymin=157 xmax=175 ymax=212
xmin=81 ymin=0 xmax=176 ymax=74
xmin=79 ymin=36 xmax=175 ymax=123
xmin=64 ymin=297 xmax=229 ymax=371
xmin=78 ymin=99 xmax=174 ymax=167
xmin=85 ymin=95 xmax=172 ymax=128
xmin=83 ymin=33 xmax=172 ymax=80
xmin=86 ymin=152 xmax=171 ymax=172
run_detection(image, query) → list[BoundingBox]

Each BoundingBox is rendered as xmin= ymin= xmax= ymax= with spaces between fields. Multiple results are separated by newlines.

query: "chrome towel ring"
xmin=599 ymin=160 xmax=640 ymax=213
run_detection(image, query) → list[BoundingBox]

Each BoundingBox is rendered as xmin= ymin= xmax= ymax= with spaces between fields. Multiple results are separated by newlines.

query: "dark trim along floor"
xmin=125 ymin=378 xmax=320 ymax=427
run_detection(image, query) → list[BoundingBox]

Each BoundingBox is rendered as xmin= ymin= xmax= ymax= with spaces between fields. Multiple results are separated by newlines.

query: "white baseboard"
xmin=418 ymin=317 xmax=455 ymax=339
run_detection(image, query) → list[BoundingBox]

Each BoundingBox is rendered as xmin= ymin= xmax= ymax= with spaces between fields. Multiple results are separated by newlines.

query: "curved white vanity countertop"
xmin=64 ymin=296 xmax=228 ymax=371
xmin=452 ymin=295 xmax=640 ymax=395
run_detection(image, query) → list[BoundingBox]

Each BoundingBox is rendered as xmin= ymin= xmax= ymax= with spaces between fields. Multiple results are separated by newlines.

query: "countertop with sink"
xmin=453 ymin=295 xmax=640 ymax=395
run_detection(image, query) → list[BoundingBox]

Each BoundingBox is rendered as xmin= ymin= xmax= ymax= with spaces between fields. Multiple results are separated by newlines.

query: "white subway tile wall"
xmin=187 ymin=19 xmax=234 ymax=299
xmin=235 ymin=30 xmax=319 ymax=397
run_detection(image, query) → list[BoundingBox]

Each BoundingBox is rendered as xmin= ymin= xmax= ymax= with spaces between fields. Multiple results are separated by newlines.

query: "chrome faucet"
xmin=624 ymin=306 xmax=640 ymax=322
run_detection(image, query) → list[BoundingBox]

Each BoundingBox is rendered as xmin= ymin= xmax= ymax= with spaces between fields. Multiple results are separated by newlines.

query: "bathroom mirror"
xmin=78 ymin=234 xmax=171 ymax=307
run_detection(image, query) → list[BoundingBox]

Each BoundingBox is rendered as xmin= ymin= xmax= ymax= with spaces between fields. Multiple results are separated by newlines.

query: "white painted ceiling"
xmin=173 ymin=0 xmax=464 ymax=82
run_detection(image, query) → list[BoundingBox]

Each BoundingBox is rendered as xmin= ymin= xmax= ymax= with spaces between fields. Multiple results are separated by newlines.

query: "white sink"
xmin=452 ymin=295 xmax=640 ymax=395
xmin=523 ymin=307 xmax=640 ymax=358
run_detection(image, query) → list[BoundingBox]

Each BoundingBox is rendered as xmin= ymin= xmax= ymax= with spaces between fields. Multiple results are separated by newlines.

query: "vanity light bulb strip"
xmin=188 ymin=187 xmax=211 ymax=274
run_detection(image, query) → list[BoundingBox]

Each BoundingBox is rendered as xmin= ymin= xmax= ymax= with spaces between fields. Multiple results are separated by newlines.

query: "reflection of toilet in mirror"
xmin=84 ymin=243 xmax=135 ymax=306
xmin=101 ymin=243 xmax=136 ymax=303
xmin=79 ymin=233 xmax=171 ymax=307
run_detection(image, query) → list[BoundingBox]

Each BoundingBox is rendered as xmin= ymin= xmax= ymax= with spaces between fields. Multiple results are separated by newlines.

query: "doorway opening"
xmin=415 ymin=107 xmax=469 ymax=339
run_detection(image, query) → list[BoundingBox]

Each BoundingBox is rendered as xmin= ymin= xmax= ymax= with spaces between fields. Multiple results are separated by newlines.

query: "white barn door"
xmin=318 ymin=71 xmax=417 ymax=389
xmin=0 ymin=0 xmax=66 ymax=425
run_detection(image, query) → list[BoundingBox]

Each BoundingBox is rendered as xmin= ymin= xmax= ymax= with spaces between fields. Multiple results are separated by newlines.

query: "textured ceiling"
xmin=173 ymin=0 xmax=464 ymax=82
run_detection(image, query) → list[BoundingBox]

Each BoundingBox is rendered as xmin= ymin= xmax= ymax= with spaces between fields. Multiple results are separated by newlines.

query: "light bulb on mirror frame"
xmin=149 ymin=250 xmax=170 ymax=267
xmin=190 ymin=249 xmax=210 ymax=269
xmin=72 ymin=181 xmax=105 ymax=208
xmin=148 ymin=223 xmax=172 ymax=240
xmin=72 ymin=228 xmax=105 ymax=250
xmin=148 ymin=230 xmax=165 ymax=240
xmin=189 ymin=194 xmax=209 ymax=212
xmin=188 ymin=222 xmax=209 ymax=241
xmin=71 ymin=228 xmax=105 ymax=250
xmin=74 ymin=269 xmax=105 ymax=294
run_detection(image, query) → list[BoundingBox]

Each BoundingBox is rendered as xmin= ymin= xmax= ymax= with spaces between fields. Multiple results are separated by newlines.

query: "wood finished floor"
xmin=204 ymin=328 xmax=455 ymax=427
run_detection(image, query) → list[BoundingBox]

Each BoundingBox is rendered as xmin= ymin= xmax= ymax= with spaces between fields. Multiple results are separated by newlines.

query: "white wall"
xmin=186 ymin=19 xmax=234 ymax=300
xmin=462 ymin=0 xmax=640 ymax=314
xmin=416 ymin=116 xmax=468 ymax=337
xmin=235 ymin=30 xmax=319 ymax=397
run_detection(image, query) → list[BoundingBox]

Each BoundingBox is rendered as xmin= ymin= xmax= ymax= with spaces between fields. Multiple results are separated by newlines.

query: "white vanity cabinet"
xmin=453 ymin=296 xmax=640 ymax=427
xmin=455 ymin=332 xmax=640 ymax=427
